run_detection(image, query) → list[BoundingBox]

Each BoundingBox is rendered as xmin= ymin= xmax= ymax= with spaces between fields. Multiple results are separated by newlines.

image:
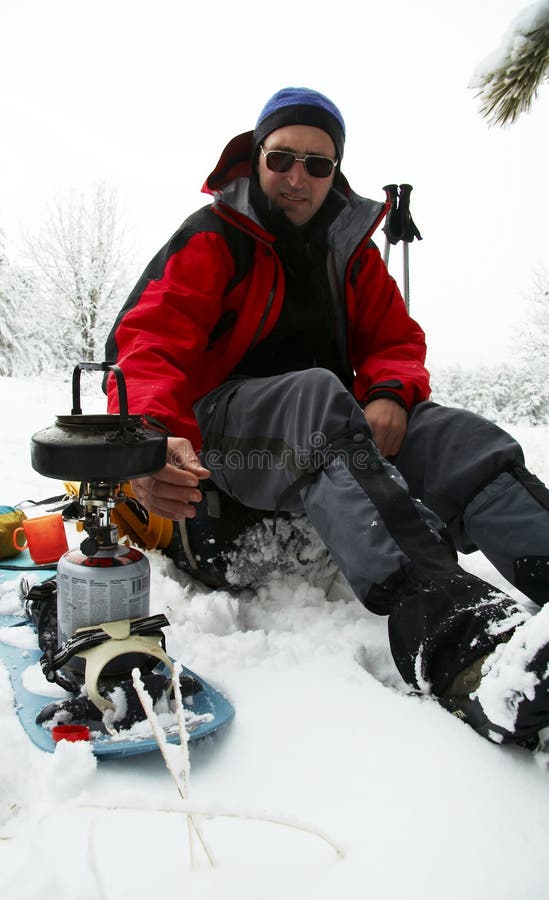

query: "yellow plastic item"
xmin=63 ymin=481 xmax=81 ymax=497
xmin=110 ymin=483 xmax=173 ymax=550
xmin=0 ymin=508 xmax=27 ymax=559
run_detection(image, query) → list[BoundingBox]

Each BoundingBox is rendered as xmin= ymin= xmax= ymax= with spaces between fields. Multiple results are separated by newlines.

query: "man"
xmin=105 ymin=87 xmax=549 ymax=748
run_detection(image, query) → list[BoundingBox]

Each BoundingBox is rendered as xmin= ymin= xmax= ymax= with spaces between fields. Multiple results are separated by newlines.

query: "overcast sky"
xmin=1 ymin=0 xmax=547 ymax=368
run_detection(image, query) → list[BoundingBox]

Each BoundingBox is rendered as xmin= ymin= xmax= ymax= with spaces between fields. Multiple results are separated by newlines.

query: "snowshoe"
xmin=0 ymin=556 xmax=235 ymax=758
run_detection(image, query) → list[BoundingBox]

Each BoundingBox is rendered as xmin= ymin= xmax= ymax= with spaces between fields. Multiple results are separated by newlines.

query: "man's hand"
xmin=363 ymin=398 xmax=408 ymax=458
xmin=131 ymin=436 xmax=210 ymax=521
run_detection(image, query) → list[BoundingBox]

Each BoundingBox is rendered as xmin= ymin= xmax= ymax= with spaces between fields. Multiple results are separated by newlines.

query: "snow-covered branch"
xmin=472 ymin=1 xmax=549 ymax=126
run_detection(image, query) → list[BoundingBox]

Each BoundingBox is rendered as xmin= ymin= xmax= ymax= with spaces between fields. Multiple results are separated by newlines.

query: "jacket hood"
xmin=202 ymin=130 xmax=353 ymax=197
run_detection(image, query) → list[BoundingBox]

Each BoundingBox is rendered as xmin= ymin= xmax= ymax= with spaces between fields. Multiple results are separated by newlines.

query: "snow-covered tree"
xmin=24 ymin=182 xmax=132 ymax=367
xmin=513 ymin=267 xmax=549 ymax=360
xmin=0 ymin=231 xmax=23 ymax=376
xmin=0 ymin=254 xmax=56 ymax=377
xmin=430 ymin=350 xmax=549 ymax=426
xmin=472 ymin=1 xmax=549 ymax=126
xmin=0 ymin=279 xmax=17 ymax=377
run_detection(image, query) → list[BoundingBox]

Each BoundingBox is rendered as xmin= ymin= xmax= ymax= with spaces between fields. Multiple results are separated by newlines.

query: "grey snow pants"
xmin=194 ymin=368 xmax=549 ymax=695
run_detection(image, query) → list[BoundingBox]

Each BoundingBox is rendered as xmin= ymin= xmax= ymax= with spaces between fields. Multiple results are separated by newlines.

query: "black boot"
xmin=388 ymin=568 xmax=528 ymax=696
xmin=439 ymin=606 xmax=549 ymax=748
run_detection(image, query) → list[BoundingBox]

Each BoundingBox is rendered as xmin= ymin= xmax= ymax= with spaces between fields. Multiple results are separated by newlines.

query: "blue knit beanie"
xmin=252 ymin=87 xmax=346 ymax=161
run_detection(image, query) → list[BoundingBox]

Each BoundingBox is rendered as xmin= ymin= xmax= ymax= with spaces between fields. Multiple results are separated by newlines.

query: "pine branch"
xmin=475 ymin=18 xmax=549 ymax=126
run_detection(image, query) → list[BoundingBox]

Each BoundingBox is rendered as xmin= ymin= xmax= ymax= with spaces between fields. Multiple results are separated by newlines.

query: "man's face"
xmin=258 ymin=124 xmax=337 ymax=226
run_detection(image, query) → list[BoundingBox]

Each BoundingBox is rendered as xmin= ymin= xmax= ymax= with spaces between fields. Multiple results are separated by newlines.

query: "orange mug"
xmin=12 ymin=513 xmax=69 ymax=564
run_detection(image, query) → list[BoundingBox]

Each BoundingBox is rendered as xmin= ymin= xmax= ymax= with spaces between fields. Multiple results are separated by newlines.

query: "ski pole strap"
xmin=382 ymin=183 xmax=422 ymax=245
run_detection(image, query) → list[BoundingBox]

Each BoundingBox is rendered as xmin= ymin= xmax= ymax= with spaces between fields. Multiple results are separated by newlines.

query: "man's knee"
xmin=287 ymin=367 xmax=349 ymax=399
xmin=281 ymin=368 xmax=365 ymax=444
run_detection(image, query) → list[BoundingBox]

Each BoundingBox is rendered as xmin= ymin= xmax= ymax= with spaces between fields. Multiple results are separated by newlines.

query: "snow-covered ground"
xmin=1 ymin=374 xmax=549 ymax=900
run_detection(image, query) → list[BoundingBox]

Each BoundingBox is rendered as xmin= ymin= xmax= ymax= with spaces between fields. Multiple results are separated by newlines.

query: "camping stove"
xmin=30 ymin=362 xmax=167 ymax=649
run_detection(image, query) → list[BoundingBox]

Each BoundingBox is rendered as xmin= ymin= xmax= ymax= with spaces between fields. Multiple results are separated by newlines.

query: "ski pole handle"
xmin=398 ymin=184 xmax=422 ymax=243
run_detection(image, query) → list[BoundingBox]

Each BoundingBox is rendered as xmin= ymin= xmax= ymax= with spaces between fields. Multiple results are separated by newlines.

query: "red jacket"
xmin=106 ymin=131 xmax=430 ymax=447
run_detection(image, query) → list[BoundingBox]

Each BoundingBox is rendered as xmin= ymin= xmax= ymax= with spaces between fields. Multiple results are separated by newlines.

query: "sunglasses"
xmin=260 ymin=145 xmax=337 ymax=178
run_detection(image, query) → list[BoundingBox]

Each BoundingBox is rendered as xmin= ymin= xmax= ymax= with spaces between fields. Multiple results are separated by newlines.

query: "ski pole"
xmin=398 ymin=184 xmax=421 ymax=310
xmin=382 ymin=183 xmax=422 ymax=311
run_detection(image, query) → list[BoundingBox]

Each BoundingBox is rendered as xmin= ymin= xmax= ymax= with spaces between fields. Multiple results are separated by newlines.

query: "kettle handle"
xmin=71 ymin=362 xmax=129 ymax=419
